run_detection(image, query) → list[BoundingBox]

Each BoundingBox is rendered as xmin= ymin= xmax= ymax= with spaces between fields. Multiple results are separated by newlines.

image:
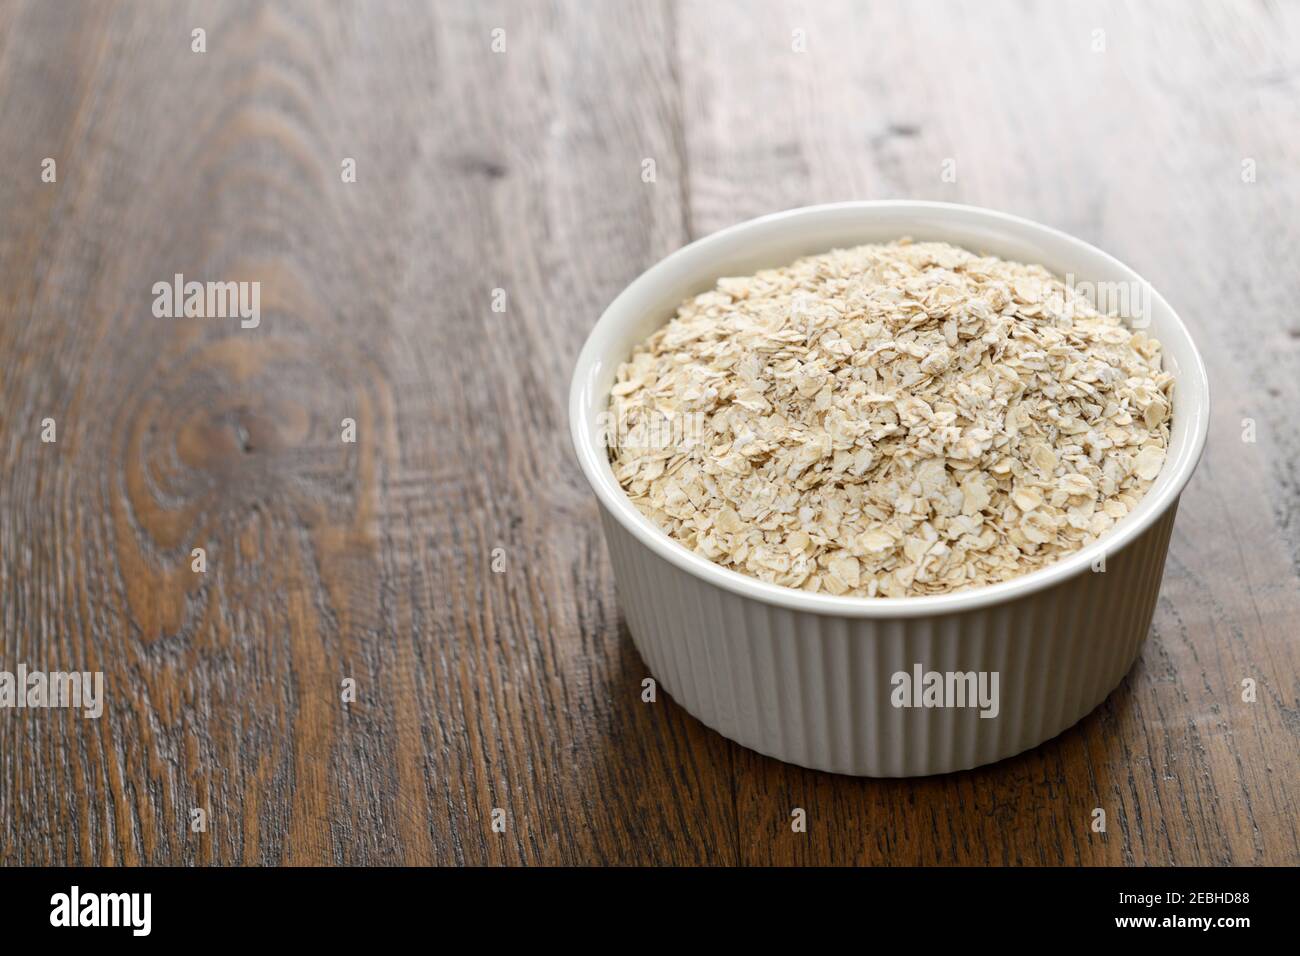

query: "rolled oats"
xmin=608 ymin=240 xmax=1173 ymax=597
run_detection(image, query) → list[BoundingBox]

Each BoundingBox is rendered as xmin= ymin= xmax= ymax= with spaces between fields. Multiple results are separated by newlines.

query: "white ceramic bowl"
xmin=570 ymin=201 xmax=1209 ymax=776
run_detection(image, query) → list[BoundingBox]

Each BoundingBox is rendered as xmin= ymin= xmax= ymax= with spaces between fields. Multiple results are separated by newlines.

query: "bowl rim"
xmin=569 ymin=200 xmax=1210 ymax=619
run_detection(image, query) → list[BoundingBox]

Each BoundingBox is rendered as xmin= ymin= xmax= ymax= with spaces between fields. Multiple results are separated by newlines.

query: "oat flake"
xmin=608 ymin=240 xmax=1174 ymax=597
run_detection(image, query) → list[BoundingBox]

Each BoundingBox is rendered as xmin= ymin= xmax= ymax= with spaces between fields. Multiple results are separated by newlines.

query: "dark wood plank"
xmin=0 ymin=0 xmax=1296 ymax=866
xmin=0 ymin=0 xmax=735 ymax=866
xmin=678 ymin=0 xmax=1300 ymax=866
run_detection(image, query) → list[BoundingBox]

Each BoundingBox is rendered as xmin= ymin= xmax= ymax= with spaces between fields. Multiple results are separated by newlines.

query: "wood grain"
xmin=0 ymin=0 xmax=1296 ymax=866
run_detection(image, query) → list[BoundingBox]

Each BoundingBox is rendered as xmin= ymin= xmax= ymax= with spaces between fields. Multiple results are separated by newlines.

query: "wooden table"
xmin=1 ymin=0 xmax=1296 ymax=866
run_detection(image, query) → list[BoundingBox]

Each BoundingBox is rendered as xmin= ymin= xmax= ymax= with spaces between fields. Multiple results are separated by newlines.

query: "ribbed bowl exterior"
xmin=601 ymin=501 xmax=1178 ymax=777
